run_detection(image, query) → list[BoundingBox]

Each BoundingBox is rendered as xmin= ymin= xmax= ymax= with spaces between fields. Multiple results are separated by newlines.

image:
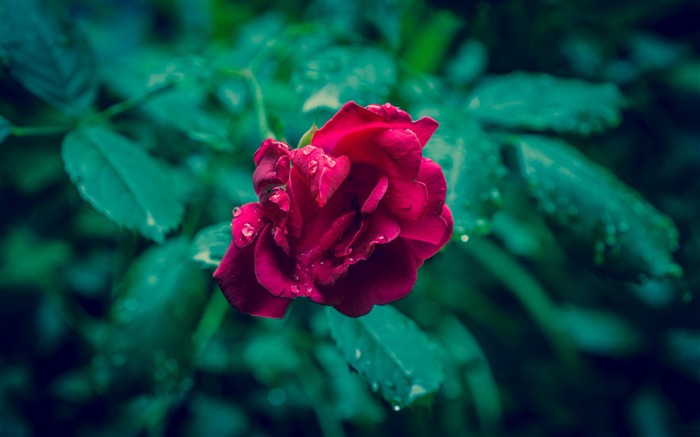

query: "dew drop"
xmin=355 ymin=348 xmax=362 ymax=360
xmin=370 ymin=381 xmax=379 ymax=393
xmin=377 ymin=235 xmax=386 ymax=242
xmin=393 ymin=405 xmax=402 ymax=412
xmin=269 ymin=193 xmax=281 ymax=203
xmin=290 ymin=285 xmax=301 ymax=294
xmin=233 ymin=207 xmax=242 ymax=217
xmin=460 ymin=234 xmax=470 ymax=243
xmin=308 ymin=160 xmax=319 ymax=174
xmin=326 ymin=156 xmax=336 ymax=167
xmin=291 ymin=273 xmax=300 ymax=281
xmin=241 ymin=223 xmax=255 ymax=237
xmin=302 ymin=146 xmax=314 ymax=155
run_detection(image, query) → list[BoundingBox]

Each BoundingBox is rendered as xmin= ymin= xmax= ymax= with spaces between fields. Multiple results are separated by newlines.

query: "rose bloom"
xmin=214 ymin=102 xmax=453 ymax=317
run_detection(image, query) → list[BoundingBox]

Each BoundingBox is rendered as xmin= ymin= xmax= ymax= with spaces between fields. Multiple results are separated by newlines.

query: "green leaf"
xmin=326 ymin=305 xmax=444 ymax=409
xmin=466 ymin=72 xmax=624 ymax=135
xmin=0 ymin=0 xmax=97 ymax=115
xmin=0 ymin=116 xmax=11 ymax=144
xmin=512 ymin=134 xmax=681 ymax=279
xmin=424 ymin=119 xmax=507 ymax=238
xmin=192 ymin=221 xmax=231 ymax=267
xmin=62 ymin=127 xmax=185 ymax=242
xmin=297 ymin=122 xmax=318 ymax=148
xmin=445 ymin=39 xmax=488 ymax=86
xmin=97 ymin=239 xmax=207 ymax=394
xmin=292 ymin=46 xmax=396 ymax=112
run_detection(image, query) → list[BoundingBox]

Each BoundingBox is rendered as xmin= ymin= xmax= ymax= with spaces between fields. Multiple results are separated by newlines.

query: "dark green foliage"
xmin=512 ymin=134 xmax=681 ymax=279
xmin=1 ymin=0 xmax=698 ymax=436
xmin=0 ymin=0 xmax=97 ymax=116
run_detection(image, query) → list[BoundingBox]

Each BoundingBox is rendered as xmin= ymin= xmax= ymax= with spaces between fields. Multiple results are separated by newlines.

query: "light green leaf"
xmin=326 ymin=305 xmax=444 ymax=409
xmin=512 ymin=134 xmax=681 ymax=279
xmin=0 ymin=0 xmax=97 ymax=115
xmin=466 ymin=72 xmax=624 ymax=135
xmin=62 ymin=127 xmax=185 ymax=242
xmin=424 ymin=119 xmax=507 ymax=238
xmin=445 ymin=39 xmax=488 ymax=86
xmin=0 ymin=116 xmax=11 ymax=144
xmin=293 ymin=47 xmax=396 ymax=112
xmin=192 ymin=221 xmax=231 ymax=267
xmin=97 ymin=238 xmax=207 ymax=394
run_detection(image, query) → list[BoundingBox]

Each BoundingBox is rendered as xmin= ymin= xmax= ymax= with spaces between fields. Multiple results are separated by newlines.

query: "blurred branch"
xmin=461 ymin=238 xmax=584 ymax=373
xmin=220 ymin=68 xmax=274 ymax=140
xmin=192 ymin=288 xmax=229 ymax=361
xmin=84 ymin=82 xmax=176 ymax=126
xmin=10 ymin=125 xmax=73 ymax=137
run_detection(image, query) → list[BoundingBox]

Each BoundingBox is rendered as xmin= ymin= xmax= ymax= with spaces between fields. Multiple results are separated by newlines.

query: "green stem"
xmin=220 ymin=68 xmax=274 ymax=140
xmin=462 ymin=238 xmax=583 ymax=372
xmin=11 ymin=125 xmax=73 ymax=137
xmin=84 ymin=82 xmax=176 ymax=126
xmin=192 ymin=289 xmax=229 ymax=360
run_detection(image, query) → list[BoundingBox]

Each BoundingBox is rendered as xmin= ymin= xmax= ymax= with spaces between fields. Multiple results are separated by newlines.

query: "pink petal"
xmin=404 ymin=207 xmax=453 ymax=260
xmin=231 ymin=203 xmax=266 ymax=249
xmin=361 ymin=175 xmax=389 ymax=215
xmin=384 ymin=178 xmax=429 ymax=221
xmin=331 ymin=239 xmax=419 ymax=317
xmin=399 ymin=158 xmax=450 ymax=245
xmin=254 ymin=225 xmax=319 ymax=300
xmin=292 ymin=146 xmax=351 ymax=207
xmin=366 ymin=103 xmax=439 ymax=147
xmin=214 ymin=237 xmax=290 ymax=318
xmin=253 ymin=139 xmax=291 ymax=196
xmin=286 ymin=168 xmax=319 ymax=240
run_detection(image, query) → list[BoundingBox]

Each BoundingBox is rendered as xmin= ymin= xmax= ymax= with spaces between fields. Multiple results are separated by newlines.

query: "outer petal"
xmin=314 ymin=101 xmax=438 ymax=153
xmin=253 ymin=139 xmax=291 ymax=196
xmin=232 ymin=203 xmax=266 ymax=249
xmin=384 ymin=178 xmax=429 ymax=221
xmin=214 ymin=238 xmax=290 ymax=318
xmin=331 ymin=239 xmax=419 ymax=317
xmin=399 ymin=158 xmax=449 ymax=245
xmin=404 ymin=204 xmax=454 ymax=261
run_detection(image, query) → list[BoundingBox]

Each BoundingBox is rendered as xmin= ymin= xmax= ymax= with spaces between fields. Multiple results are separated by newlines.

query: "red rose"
xmin=214 ymin=102 xmax=453 ymax=318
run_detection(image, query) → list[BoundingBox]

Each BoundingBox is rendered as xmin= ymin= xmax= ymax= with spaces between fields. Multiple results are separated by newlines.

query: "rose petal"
xmin=361 ymin=175 xmax=389 ymax=214
xmin=286 ymin=168 xmax=319 ymax=240
xmin=399 ymin=158 xmax=450 ymax=245
xmin=366 ymin=103 xmax=438 ymax=147
xmin=214 ymin=239 xmax=290 ymax=318
xmin=331 ymin=239 xmax=419 ymax=317
xmin=384 ymin=178 xmax=429 ymax=221
xmin=293 ymin=146 xmax=352 ymax=207
xmin=253 ymin=139 xmax=291 ymax=196
xmin=254 ymin=225 xmax=319 ymax=300
xmin=404 ymin=204 xmax=453 ymax=260
xmin=232 ymin=203 xmax=266 ymax=249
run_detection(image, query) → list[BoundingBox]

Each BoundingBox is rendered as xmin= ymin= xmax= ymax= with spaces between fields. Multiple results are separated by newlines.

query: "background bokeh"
xmin=1 ymin=0 xmax=699 ymax=436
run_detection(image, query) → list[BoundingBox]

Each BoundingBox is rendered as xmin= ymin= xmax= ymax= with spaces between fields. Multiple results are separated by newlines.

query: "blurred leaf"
xmin=0 ymin=227 xmax=72 ymax=288
xmin=629 ymin=33 xmax=687 ymax=72
xmin=466 ymin=73 xmax=624 ymax=135
xmin=2 ymin=146 xmax=64 ymax=193
xmin=192 ymin=221 xmax=231 ymax=267
xmin=445 ymin=39 xmax=488 ymax=87
xmin=558 ymin=305 xmax=642 ymax=356
xmin=435 ymin=316 xmax=502 ymax=434
xmin=666 ymin=329 xmax=700 ymax=382
xmin=512 ymin=134 xmax=681 ymax=279
xmin=183 ymin=394 xmax=248 ymax=437
xmin=316 ymin=344 xmax=385 ymax=422
xmin=667 ymin=60 xmax=700 ymax=94
xmin=293 ymin=46 xmax=396 ymax=112
xmin=96 ymin=238 xmax=206 ymax=394
xmin=0 ymin=0 xmax=97 ymax=115
xmin=326 ymin=305 xmax=444 ymax=409
xmin=363 ymin=0 xmax=403 ymax=50
xmin=216 ymin=167 xmax=257 ymax=205
xmin=424 ymin=119 xmax=506 ymax=237
xmin=403 ymin=10 xmax=462 ymax=74
xmin=0 ymin=116 xmax=11 ymax=144
xmin=62 ymin=127 xmax=185 ymax=242
xmin=244 ymin=331 xmax=301 ymax=384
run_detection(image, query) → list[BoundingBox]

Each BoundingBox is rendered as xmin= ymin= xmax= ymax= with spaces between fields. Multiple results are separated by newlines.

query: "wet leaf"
xmin=512 ymin=134 xmax=681 ymax=279
xmin=192 ymin=221 xmax=231 ymax=267
xmin=293 ymin=46 xmax=396 ymax=112
xmin=0 ymin=0 xmax=97 ymax=115
xmin=326 ymin=305 xmax=444 ymax=409
xmin=466 ymin=72 xmax=624 ymax=135
xmin=62 ymin=127 xmax=185 ymax=242
xmin=424 ymin=119 xmax=507 ymax=238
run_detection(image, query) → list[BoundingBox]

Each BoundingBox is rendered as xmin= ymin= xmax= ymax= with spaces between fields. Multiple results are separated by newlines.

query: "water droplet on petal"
xmin=302 ymin=146 xmax=314 ymax=155
xmin=377 ymin=235 xmax=386 ymax=242
xmin=241 ymin=223 xmax=255 ymax=237
xmin=291 ymin=273 xmax=300 ymax=281
xmin=290 ymin=285 xmax=301 ymax=294
xmin=269 ymin=193 xmax=281 ymax=203
xmin=233 ymin=207 xmax=242 ymax=217
xmin=308 ymin=160 xmax=318 ymax=175
xmin=326 ymin=156 xmax=336 ymax=167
